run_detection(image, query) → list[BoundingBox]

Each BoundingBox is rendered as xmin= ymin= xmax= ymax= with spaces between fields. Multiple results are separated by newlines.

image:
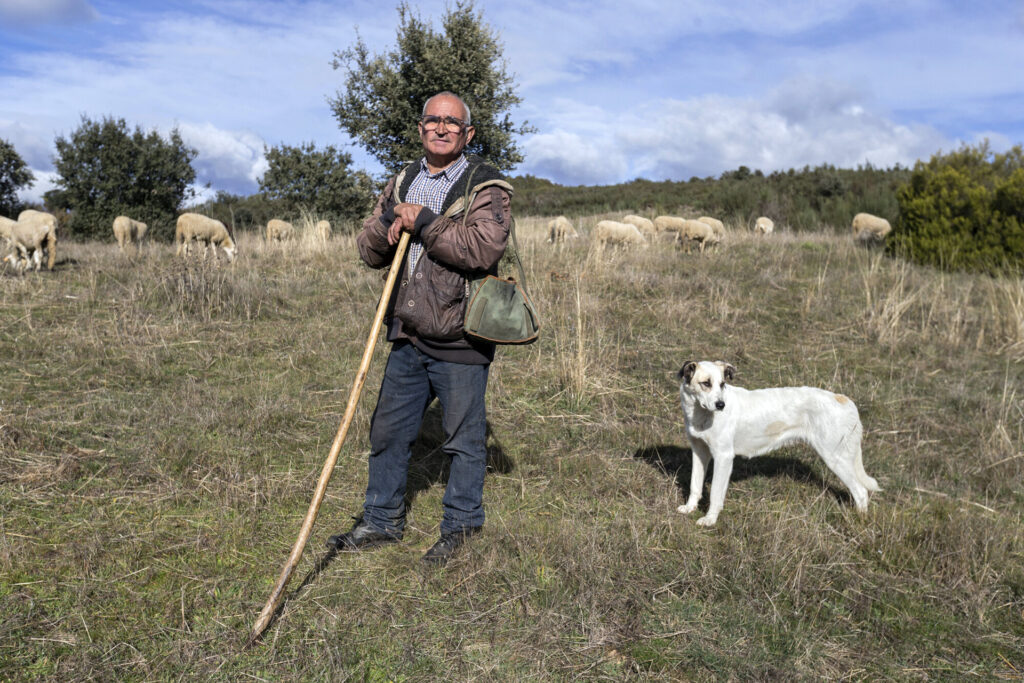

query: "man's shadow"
xmin=280 ymin=402 xmax=514 ymax=616
xmin=633 ymin=444 xmax=852 ymax=510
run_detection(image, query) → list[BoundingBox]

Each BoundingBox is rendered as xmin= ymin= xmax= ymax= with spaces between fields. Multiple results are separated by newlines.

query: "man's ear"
xmin=678 ymin=361 xmax=697 ymax=384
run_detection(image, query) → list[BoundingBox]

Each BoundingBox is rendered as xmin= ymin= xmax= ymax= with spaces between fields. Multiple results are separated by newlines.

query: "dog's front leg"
xmin=677 ymin=441 xmax=711 ymax=515
xmin=697 ymin=451 xmax=734 ymax=526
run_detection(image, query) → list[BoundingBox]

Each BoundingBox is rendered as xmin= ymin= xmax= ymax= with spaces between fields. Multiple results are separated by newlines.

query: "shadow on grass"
xmin=263 ymin=402 xmax=516 ymax=635
xmin=633 ymin=443 xmax=852 ymax=508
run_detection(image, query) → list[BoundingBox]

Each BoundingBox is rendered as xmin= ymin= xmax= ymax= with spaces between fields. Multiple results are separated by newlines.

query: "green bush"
xmin=889 ymin=142 xmax=1024 ymax=273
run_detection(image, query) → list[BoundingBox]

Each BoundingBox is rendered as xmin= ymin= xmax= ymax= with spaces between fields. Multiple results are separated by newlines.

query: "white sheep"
xmin=4 ymin=214 xmax=58 ymax=271
xmin=678 ymin=219 xmax=720 ymax=254
xmin=653 ymin=215 xmax=688 ymax=242
xmin=593 ymin=220 xmax=648 ymax=249
xmin=852 ymin=212 xmax=891 ymax=242
xmin=0 ymin=215 xmax=15 ymax=241
xmin=315 ymin=219 xmax=331 ymax=242
xmin=697 ymin=216 xmax=726 ymax=238
xmin=547 ymin=216 xmax=579 ymax=243
xmin=266 ymin=218 xmax=295 ymax=242
xmin=621 ymin=214 xmax=656 ymax=238
xmin=112 ymin=215 xmax=148 ymax=251
xmin=176 ymin=213 xmax=237 ymax=262
xmin=754 ymin=216 xmax=775 ymax=235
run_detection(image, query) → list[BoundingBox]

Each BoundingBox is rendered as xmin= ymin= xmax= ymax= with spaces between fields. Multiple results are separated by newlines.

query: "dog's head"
xmin=677 ymin=360 xmax=735 ymax=412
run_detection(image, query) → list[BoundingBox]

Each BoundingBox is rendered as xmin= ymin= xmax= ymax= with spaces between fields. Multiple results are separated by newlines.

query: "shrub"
xmin=889 ymin=142 xmax=1024 ymax=273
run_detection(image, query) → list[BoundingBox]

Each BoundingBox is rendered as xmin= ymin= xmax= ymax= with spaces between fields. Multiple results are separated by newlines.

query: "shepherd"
xmin=325 ymin=91 xmax=514 ymax=565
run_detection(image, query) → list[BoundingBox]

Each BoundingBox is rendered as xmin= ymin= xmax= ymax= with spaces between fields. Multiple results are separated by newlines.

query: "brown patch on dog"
xmin=833 ymin=394 xmax=850 ymax=404
xmin=764 ymin=421 xmax=793 ymax=437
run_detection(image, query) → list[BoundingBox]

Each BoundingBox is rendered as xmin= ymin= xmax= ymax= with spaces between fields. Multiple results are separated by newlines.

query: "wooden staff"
xmin=248 ymin=231 xmax=411 ymax=645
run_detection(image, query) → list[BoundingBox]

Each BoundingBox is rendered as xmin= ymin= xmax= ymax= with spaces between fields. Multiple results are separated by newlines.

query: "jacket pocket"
xmin=395 ymin=259 xmax=467 ymax=340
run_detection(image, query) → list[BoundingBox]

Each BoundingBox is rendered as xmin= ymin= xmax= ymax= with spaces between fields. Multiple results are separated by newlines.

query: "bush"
xmin=889 ymin=142 xmax=1024 ymax=273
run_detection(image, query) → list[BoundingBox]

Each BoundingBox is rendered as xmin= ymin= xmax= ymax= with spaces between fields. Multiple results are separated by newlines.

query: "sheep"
xmin=266 ymin=218 xmax=295 ymax=242
xmin=4 ymin=214 xmax=58 ymax=271
xmin=677 ymin=219 xmax=720 ymax=254
xmin=112 ymin=215 xmax=148 ymax=252
xmin=653 ymin=215 xmax=691 ymax=242
xmin=621 ymin=214 xmax=656 ymax=238
xmin=852 ymin=212 xmax=891 ymax=243
xmin=0 ymin=215 xmax=14 ymax=241
xmin=697 ymin=216 xmax=726 ymax=238
xmin=593 ymin=220 xmax=648 ymax=249
xmin=547 ymin=216 xmax=579 ymax=243
xmin=315 ymin=219 xmax=331 ymax=242
xmin=754 ymin=216 xmax=775 ymax=235
xmin=175 ymin=213 xmax=237 ymax=262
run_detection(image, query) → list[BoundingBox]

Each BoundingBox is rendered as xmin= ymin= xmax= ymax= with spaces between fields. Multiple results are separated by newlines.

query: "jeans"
xmin=362 ymin=342 xmax=490 ymax=536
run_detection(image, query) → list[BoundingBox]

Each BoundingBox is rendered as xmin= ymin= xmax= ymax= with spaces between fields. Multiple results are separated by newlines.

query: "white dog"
xmin=676 ymin=360 xmax=879 ymax=526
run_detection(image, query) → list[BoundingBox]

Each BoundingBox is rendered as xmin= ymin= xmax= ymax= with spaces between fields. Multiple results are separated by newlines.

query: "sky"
xmin=2 ymin=0 xmax=1023 ymax=204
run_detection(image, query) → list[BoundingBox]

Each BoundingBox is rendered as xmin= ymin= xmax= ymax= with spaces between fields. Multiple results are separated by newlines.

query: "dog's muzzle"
xmin=714 ymin=400 xmax=725 ymax=411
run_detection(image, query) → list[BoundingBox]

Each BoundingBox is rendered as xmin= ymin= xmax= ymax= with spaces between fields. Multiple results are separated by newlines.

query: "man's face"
xmin=418 ymin=95 xmax=475 ymax=163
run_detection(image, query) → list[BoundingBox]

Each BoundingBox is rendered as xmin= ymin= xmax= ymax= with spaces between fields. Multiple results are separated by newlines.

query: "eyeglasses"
xmin=419 ymin=115 xmax=469 ymax=132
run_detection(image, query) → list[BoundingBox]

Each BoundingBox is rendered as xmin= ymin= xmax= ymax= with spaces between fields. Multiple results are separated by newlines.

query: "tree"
xmin=53 ymin=115 xmax=197 ymax=240
xmin=258 ymin=142 xmax=375 ymax=224
xmin=0 ymin=138 xmax=35 ymax=217
xmin=329 ymin=0 xmax=532 ymax=175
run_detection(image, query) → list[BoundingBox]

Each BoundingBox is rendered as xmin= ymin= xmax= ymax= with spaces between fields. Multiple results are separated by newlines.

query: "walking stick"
xmin=248 ymin=231 xmax=411 ymax=645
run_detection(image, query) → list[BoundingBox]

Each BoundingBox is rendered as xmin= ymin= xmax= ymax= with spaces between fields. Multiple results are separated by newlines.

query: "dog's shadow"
xmin=633 ymin=444 xmax=853 ymax=510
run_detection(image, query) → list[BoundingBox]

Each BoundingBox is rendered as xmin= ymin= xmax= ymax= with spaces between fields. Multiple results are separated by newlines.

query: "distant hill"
xmin=509 ymin=163 xmax=911 ymax=231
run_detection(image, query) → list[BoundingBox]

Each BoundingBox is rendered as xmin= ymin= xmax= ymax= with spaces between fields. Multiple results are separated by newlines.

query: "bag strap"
xmin=455 ymin=173 xmax=530 ymax=296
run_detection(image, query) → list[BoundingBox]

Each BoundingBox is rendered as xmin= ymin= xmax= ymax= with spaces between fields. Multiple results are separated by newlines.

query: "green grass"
xmin=2 ymin=220 xmax=1023 ymax=680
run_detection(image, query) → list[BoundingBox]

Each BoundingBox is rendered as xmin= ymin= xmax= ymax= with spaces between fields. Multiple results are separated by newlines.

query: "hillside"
xmin=1 ymin=219 xmax=1022 ymax=679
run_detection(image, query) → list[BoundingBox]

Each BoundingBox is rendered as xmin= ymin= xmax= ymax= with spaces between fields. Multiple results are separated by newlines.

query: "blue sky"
xmin=2 ymin=0 xmax=1022 ymax=204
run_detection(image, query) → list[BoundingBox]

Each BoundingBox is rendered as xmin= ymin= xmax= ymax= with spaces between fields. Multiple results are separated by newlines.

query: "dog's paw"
xmin=695 ymin=515 xmax=718 ymax=527
xmin=676 ymin=503 xmax=697 ymax=514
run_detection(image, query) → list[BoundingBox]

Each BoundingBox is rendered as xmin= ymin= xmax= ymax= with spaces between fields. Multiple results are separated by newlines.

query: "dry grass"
xmin=1 ymin=221 xmax=1022 ymax=680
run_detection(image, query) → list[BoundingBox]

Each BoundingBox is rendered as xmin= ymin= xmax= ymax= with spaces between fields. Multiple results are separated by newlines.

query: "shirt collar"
xmin=419 ymin=154 xmax=468 ymax=179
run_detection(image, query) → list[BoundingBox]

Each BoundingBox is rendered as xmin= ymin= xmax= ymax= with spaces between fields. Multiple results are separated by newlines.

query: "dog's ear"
xmin=678 ymin=361 xmax=697 ymax=384
xmin=715 ymin=361 xmax=736 ymax=382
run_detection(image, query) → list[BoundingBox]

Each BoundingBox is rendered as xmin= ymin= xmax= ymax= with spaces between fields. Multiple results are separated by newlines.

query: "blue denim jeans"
xmin=362 ymin=342 xmax=490 ymax=536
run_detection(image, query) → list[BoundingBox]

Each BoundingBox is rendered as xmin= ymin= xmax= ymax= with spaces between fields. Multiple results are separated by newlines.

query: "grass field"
xmin=2 ymin=216 xmax=1023 ymax=680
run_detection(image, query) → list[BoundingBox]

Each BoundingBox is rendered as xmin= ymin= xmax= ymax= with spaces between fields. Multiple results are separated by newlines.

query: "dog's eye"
xmin=720 ymin=382 xmax=726 ymax=388
xmin=700 ymin=380 xmax=711 ymax=388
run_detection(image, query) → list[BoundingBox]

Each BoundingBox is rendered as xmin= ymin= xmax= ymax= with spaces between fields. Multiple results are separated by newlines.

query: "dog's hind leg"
xmin=677 ymin=442 xmax=712 ymax=515
xmin=815 ymin=434 xmax=871 ymax=511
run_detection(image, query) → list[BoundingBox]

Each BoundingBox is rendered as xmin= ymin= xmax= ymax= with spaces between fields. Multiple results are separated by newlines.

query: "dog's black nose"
xmin=715 ymin=400 xmax=725 ymax=410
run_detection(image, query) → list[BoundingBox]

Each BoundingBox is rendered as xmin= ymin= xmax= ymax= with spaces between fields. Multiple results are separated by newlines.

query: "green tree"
xmin=258 ymin=142 xmax=374 ymax=223
xmin=329 ymin=0 xmax=532 ymax=174
xmin=890 ymin=141 xmax=1024 ymax=273
xmin=0 ymin=138 xmax=35 ymax=217
xmin=53 ymin=115 xmax=197 ymax=240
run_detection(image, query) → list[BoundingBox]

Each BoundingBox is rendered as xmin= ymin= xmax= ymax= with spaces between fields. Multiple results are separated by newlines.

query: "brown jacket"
xmin=357 ymin=157 xmax=513 ymax=363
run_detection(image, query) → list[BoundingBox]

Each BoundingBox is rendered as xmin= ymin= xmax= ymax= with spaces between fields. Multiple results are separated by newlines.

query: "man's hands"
xmin=388 ymin=203 xmax=424 ymax=245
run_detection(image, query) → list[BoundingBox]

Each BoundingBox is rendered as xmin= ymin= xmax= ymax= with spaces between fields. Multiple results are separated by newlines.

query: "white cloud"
xmin=517 ymin=77 xmax=950 ymax=185
xmin=176 ymin=122 xmax=269 ymax=195
xmin=0 ymin=0 xmax=98 ymax=25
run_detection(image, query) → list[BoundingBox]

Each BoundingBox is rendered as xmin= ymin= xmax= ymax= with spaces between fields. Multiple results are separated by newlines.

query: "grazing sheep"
xmin=653 ymin=215 xmax=688 ymax=241
xmin=176 ymin=213 xmax=237 ymax=262
xmin=678 ymin=219 xmax=720 ymax=254
xmin=697 ymin=216 xmax=726 ymax=238
xmin=0 ymin=215 xmax=14 ymax=240
xmin=593 ymin=220 xmax=648 ymax=249
xmin=5 ymin=214 xmax=58 ymax=271
xmin=266 ymin=218 xmax=295 ymax=242
xmin=852 ymin=212 xmax=891 ymax=243
xmin=622 ymin=214 xmax=656 ymax=238
xmin=315 ymin=219 xmax=331 ymax=242
xmin=547 ymin=216 xmax=579 ymax=243
xmin=754 ymin=216 xmax=775 ymax=235
xmin=112 ymin=215 xmax=148 ymax=251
